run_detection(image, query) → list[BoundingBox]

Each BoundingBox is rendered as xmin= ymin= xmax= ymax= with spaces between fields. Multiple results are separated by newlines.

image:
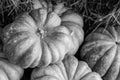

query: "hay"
xmin=0 ymin=0 xmax=120 ymax=35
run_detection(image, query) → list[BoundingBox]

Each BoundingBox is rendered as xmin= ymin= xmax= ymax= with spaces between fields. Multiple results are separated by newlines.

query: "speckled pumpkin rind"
xmin=2 ymin=1 xmax=84 ymax=68
xmin=81 ymin=26 xmax=120 ymax=80
xmin=31 ymin=55 xmax=102 ymax=80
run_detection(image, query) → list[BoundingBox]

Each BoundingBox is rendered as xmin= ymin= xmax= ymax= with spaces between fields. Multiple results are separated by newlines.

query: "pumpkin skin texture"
xmin=31 ymin=55 xmax=102 ymax=80
xmin=80 ymin=26 xmax=120 ymax=80
xmin=0 ymin=53 xmax=24 ymax=80
xmin=2 ymin=1 xmax=84 ymax=68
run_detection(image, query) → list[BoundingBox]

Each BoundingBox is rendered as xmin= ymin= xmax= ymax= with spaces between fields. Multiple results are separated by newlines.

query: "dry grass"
xmin=0 ymin=0 xmax=33 ymax=26
xmin=90 ymin=0 xmax=120 ymax=33
xmin=0 ymin=0 xmax=120 ymax=35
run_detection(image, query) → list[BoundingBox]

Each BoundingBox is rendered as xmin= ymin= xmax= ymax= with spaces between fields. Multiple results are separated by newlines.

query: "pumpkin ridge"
xmin=39 ymin=41 xmax=52 ymax=67
xmin=93 ymin=27 xmax=111 ymax=35
xmin=15 ymin=13 xmax=37 ymax=30
xmin=106 ymin=27 xmax=118 ymax=41
xmin=70 ymin=60 xmax=80 ymax=80
xmin=72 ymin=61 xmax=91 ymax=80
xmin=0 ymin=60 xmax=23 ymax=80
xmin=86 ymin=32 xmax=115 ymax=42
xmin=111 ymin=27 xmax=118 ymax=41
xmin=61 ymin=12 xmax=83 ymax=27
xmin=4 ymin=31 xmax=30 ymax=44
xmin=53 ymin=26 xmax=70 ymax=35
xmin=49 ymin=39 xmax=61 ymax=62
xmin=61 ymin=22 xmax=73 ymax=34
xmin=45 ymin=38 xmax=60 ymax=63
xmin=13 ymin=36 xmax=30 ymax=52
xmin=30 ymin=39 xmax=42 ymax=67
xmin=63 ymin=22 xmax=82 ymax=39
xmin=80 ymin=72 xmax=102 ymax=80
xmin=29 ymin=9 xmax=43 ymax=26
xmin=43 ymin=75 xmax=59 ymax=80
xmin=82 ymin=43 xmax=113 ymax=68
xmin=10 ymin=22 xmax=34 ymax=33
xmin=31 ymin=75 xmax=44 ymax=80
xmin=16 ymin=41 xmax=41 ymax=68
xmin=0 ymin=69 xmax=8 ymax=80
xmin=63 ymin=56 xmax=79 ymax=80
xmin=61 ymin=22 xmax=84 ymax=47
xmin=85 ymin=40 xmax=115 ymax=46
xmin=29 ymin=8 xmax=48 ymax=28
xmin=62 ymin=56 xmax=70 ymax=80
xmin=81 ymin=42 xmax=101 ymax=58
xmin=3 ymin=67 xmax=13 ymax=80
xmin=11 ymin=65 xmax=23 ymax=79
xmin=4 ymin=37 xmax=30 ymax=62
xmin=48 ymin=32 xmax=73 ymax=53
xmin=14 ymin=36 xmax=35 ymax=55
xmin=49 ymin=39 xmax=64 ymax=62
xmin=102 ymin=45 xmax=120 ymax=80
xmin=43 ymin=12 xmax=52 ymax=26
xmin=115 ymin=27 xmax=120 ymax=43
xmin=92 ymin=28 xmax=113 ymax=39
xmin=61 ymin=21 xmax=82 ymax=30
xmin=116 ymin=66 xmax=120 ymax=80
xmin=29 ymin=55 xmax=41 ymax=68
xmin=60 ymin=23 xmax=83 ymax=53
xmin=15 ymin=43 xmax=35 ymax=67
xmin=0 ymin=64 xmax=11 ymax=80
xmin=4 ymin=35 xmax=28 ymax=54
xmin=49 ymin=34 xmax=67 ymax=61
xmin=31 ymin=68 xmax=45 ymax=80
xmin=51 ymin=64 xmax=65 ymax=80
xmin=61 ymin=61 xmax=69 ymax=80
xmin=93 ymin=45 xmax=117 ymax=76
xmin=14 ymin=20 xmax=36 ymax=33
xmin=56 ymin=62 xmax=68 ymax=80
xmin=44 ymin=66 xmax=61 ymax=79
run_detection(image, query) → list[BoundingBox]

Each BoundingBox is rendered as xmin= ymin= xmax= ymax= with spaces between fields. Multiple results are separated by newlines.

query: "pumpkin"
xmin=2 ymin=0 xmax=84 ymax=68
xmin=31 ymin=55 xmax=102 ymax=80
xmin=80 ymin=26 xmax=120 ymax=80
xmin=0 ymin=53 xmax=24 ymax=80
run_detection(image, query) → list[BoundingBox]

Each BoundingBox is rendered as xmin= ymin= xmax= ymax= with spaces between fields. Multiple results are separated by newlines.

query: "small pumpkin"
xmin=31 ymin=55 xmax=102 ymax=80
xmin=0 ymin=53 xmax=24 ymax=80
xmin=2 ymin=1 xmax=84 ymax=68
xmin=80 ymin=26 xmax=120 ymax=80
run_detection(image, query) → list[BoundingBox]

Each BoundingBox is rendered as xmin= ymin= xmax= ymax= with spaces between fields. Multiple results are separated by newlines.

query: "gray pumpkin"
xmin=81 ymin=26 xmax=120 ymax=80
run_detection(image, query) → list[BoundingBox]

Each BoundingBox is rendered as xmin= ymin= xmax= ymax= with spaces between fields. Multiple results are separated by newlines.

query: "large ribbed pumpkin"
xmin=31 ymin=55 xmax=102 ymax=80
xmin=0 ymin=53 xmax=23 ymax=80
xmin=2 ymin=1 xmax=84 ymax=68
xmin=80 ymin=26 xmax=120 ymax=80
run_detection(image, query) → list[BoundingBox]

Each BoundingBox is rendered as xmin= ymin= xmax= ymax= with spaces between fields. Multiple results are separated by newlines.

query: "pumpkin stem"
xmin=36 ymin=28 xmax=47 ymax=38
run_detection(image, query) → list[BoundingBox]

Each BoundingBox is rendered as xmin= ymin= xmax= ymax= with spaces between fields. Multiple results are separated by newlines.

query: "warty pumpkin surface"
xmin=31 ymin=55 xmax=102 ymax=80
xmin=2 ymin=1 xmax=84 ymax=68
xmin=80 ymin=26 xmax=120 ymax=80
